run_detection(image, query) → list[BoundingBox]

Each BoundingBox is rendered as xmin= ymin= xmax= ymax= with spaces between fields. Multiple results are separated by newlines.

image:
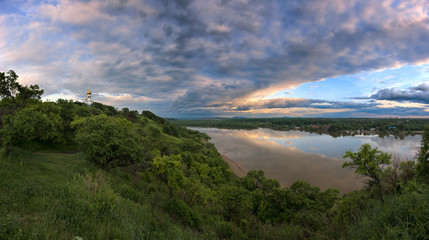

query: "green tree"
xmin=121 ymin=107 xmax=138 ymax=122
xmin=72 ymin=114 xmax=143 ymax=170
xmin=152 ymin=154 xmax=186 ymax=196
xmin=91 ymin=102 xmax=118 ymax=116
xmin=343 ymin=144 xmax=391 ymax=202
xmin=218 ymin=185 xmax=251 ymax=221
xmin=1 ymin=103 xmax=64 ymax=153
xmin=142 ymin=110 xmax=165 ymax=124
xmin=56 ymin=99 xmax=78 ymax=143
xmin=416 ymin=126 xmax=429 ymax=182
xmin=0 ymin=70 xmax=43 ymax=111
xmin=241 ymin=169 xmax=280 ymax=196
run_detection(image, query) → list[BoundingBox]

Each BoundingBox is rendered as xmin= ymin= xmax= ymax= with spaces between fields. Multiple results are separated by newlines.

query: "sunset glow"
xmin=0 ymin=0 xmax=428 ymax=118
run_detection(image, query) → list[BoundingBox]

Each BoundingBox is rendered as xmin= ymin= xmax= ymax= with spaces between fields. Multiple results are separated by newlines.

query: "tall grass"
xmin=0 ymin=148 xmax=205 ymax=239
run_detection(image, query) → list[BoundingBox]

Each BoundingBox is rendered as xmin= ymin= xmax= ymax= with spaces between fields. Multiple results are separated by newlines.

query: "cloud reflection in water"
xmin=193 ymin=128 xmax=421 ymax=194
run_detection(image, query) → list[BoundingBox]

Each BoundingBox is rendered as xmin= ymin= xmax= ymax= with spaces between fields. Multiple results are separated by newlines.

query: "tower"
xmin=85 ymin=87 xmax=92 ymax=105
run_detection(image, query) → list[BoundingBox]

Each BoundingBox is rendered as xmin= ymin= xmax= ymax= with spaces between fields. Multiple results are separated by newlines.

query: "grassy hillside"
xmin=1 ymin=72 xmax=429 ymax=239
xmin=2 ymin=112 xmax=429 ymax=239
xmin=0 ymin=149 xmax=208 ymax=239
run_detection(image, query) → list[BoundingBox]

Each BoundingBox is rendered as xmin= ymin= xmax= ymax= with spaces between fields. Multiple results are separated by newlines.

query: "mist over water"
xmin=192 ymin=128 xmax=422 ymax=194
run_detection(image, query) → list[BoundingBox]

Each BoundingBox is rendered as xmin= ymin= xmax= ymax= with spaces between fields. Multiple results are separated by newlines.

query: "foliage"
xmin=218 ymin=184 xmax=251 ymax=222
xmin=72 ymin=114 xmax=143 ymax=169
xmin=1 ymin=71 xmax=429 ymax=239
xmin=0 ymin=150 xmax=203 ymax=240
xmin=1 ymin=116 xmax=428 ymax=239
xmin=121 ymin=107 xmax=139 ymax=122
xmin=1 ymin=103 xmax=64 ymax=151
xmin=416 ymin=125 xmax=429 ymax=182
xmin=0 ymin=70 xmax=43 ymax=111
xmin=142 ymin=110 xmax=165 ymax=124
xmin=152 ymin=154 xmax=186 ymax=196
xmin=91 ymin=102 xmax=118 ymax=116
xmin=165 ymin=198 xmax=202 ymax=228
xmin=343 ymin=144 xmax=391 ymax=201
xmin=171 ymin=117 xmax=429 ymax=137
xmin=346 ymin=181 xmax=429 ymax=240
xmin=332 ymin=190 xmax=369 ymax=226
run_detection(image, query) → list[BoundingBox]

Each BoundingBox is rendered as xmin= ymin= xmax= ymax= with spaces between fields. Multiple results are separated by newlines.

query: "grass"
xmin=0 ymin=148 xmax=207 ymax=240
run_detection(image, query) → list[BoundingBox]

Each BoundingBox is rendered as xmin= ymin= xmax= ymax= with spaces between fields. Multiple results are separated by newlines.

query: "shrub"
xmin=72 ymin=115 xmax=143 ymax=170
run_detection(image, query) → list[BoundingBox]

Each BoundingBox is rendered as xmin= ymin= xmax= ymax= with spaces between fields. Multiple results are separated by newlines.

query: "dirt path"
xmin=220 ymin=154 xmax=247 ymax=177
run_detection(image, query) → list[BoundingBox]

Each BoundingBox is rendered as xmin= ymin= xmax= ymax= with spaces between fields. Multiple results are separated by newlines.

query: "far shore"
xmin=220 ymin=154 xmax=247 ymax=177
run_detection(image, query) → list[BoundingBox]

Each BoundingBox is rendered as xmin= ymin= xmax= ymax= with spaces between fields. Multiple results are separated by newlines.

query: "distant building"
xmin=322 ymin=125 xmax=330 ymax=131
xmin=85 ymin=87 xmax=93 ymax=105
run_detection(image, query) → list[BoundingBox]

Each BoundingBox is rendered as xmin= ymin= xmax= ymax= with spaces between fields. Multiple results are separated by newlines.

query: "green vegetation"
xmin=72 ymin=114 xmax=144 ymax=170
xmin=343 ymin=144 xmax=391 ymax=202
xmin=1 ymin=70 xmax=429 ymax=239
xmin=170 ymin=117 xmax=429 ymax=137
xmin=416 ymin=125 xmax=429 ymax=183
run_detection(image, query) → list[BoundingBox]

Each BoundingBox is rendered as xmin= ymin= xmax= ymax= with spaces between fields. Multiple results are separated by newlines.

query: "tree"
xmin=72 ymin=114 xmax=143 ymax=170
xmin=121 ymin=107 xmax=138 ymax=122
xmin=142 ymin=110 xmax=164 ymax=124
xmin=416 ymin=125 xmax=429 ymax=182
xmin=1 ymin=103 xmax=64 ymax=154
xmin=152 ymin=154 xmax=186 ymax=196
xmin=91 ymin=102 xmax=118 ymax=116
xmin=218 ymin=185 xmax=251 ymax=221
xmin=343 ymin=144 xmax=391 ymax=202
xmin=56 ymin=99 xmax=78 ymax=143
xmin=241 ymin=169 xmax=280 ymax=195
xmin=0 ymin=70 xmax=43 ymax=110
xmin=0 ymin=70 xmax=20 ymax=100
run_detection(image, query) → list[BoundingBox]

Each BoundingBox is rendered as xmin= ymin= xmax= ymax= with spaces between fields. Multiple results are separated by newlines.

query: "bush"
xmin=72 ymin=115 xmax=143 ymax=169
xmin=346 ymin=182 xmax=429 ymax=239
xmin=1 ymin=103 xmax=65 ymax=149
xmin=165 ymin=198 xmax=202 ymax=229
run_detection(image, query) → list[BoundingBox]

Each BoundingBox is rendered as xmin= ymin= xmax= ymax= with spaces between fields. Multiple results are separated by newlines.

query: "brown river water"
xmin=192 ymin=128 xmax=422 ymax=194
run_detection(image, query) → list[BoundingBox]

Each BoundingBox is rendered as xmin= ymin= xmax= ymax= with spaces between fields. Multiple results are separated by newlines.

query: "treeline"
xmin=170 ymin=117 xmax=429 ymax=136
xmin=1 ymin=70 xmax=429 ymax=239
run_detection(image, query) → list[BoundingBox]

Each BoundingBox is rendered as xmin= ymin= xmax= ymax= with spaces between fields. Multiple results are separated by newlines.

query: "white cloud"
xmin=99 ymin=92 xmax=160 ymax=102
xmin=39 ymin=0 xmax=115 ymax=25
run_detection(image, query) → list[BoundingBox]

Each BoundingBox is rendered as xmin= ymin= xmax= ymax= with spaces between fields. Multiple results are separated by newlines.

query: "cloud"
xmin=356 ymin=83 xmax=429 ymax=103
xmin=1 ymin=0 xmax=429 ymax=117
xmin=230 ymin=98 xmax=379 ymax=111
xmin=39 ymin=1 xmax=115 ymax=25
xmin=370 ymin=88 xmax=429 ymax=103
xmin=172 ymin=81 xmax=260 ymax=110
xmin=410 ymin=83 xmax=429 ymax=92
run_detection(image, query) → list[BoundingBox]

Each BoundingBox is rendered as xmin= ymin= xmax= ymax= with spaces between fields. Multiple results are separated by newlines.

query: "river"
xmin=191 ymin=128 xmax=422 ymax=193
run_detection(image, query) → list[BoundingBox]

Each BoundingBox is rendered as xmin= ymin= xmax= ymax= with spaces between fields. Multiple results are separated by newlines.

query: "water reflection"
xmin=192 ymin=128 xmax=422 ymax=194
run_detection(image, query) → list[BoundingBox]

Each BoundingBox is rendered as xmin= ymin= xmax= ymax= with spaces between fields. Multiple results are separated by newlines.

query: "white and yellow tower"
xmin=85 ymin=87 xmax=92 ymax=105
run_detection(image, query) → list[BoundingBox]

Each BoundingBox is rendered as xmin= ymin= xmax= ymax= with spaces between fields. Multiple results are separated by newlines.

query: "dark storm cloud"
xmin=410 ymin=83 xmax=429 ymax=92
xmin=370 ymin=88 xmax=429 ymax=103
xmin=355 ymin=83 xmax=429 ymax=103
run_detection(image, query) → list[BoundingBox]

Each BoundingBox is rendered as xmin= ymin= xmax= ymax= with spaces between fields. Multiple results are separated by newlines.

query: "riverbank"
xmin=220 ymin=153 xmax=247 ymax=177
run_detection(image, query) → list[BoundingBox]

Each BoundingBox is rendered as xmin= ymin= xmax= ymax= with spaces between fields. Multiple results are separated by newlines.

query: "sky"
xmin=0 ymin=0 xmax=429 ymax=118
